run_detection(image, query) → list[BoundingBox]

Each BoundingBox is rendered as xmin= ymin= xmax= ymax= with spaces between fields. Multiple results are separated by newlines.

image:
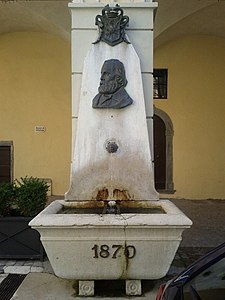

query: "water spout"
xmin=102 ymin=200 xmax=120 ymax=214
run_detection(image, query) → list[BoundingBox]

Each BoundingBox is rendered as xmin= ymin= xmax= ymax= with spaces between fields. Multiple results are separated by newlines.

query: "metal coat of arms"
xmin=93 ymin=4 xmax=130 ymax=47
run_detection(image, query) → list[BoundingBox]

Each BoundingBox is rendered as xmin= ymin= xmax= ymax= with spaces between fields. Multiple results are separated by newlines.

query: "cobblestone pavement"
xmin=172 ymin=199 xmax=225 ymax=248
xmin=0 ymin=259 xmax=53 ymax=276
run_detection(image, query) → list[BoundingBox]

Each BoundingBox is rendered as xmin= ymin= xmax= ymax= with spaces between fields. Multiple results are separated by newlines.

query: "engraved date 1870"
xmin=92 ymin=244 xmax=136 ymax=259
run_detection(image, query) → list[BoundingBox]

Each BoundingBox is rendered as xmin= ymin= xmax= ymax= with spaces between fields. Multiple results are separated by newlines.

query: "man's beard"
xmin=98 ymin=80 xmax=120 ymax=94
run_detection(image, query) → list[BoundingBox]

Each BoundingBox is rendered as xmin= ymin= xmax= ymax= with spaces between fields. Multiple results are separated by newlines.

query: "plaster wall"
xmin=1 ymin=32 xmax=224 ymax=199
xmin=154 ymin=35 xmax=225 ymax=199
xmin=0 ymin=32 xmax=71 ymax=195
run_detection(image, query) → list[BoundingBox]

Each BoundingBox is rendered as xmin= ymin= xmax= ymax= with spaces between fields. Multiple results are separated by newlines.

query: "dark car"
xmin=156 ymin=242 xmax=225 ymax=300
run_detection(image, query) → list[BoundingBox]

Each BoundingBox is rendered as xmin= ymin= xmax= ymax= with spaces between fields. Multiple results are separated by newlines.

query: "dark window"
xmin=153 ymin=69 xmax=168 ymax=99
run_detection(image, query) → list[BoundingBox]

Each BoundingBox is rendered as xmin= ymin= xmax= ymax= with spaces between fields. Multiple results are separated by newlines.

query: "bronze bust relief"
xmin=92 ymin=59 xmax=133 ymax=109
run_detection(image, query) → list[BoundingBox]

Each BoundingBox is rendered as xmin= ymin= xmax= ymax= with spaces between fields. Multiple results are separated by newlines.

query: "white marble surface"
xmin=30 ymin=199 xmax=192 ymax=280
xmin=66 ymin=42 xmax=158 ymax=201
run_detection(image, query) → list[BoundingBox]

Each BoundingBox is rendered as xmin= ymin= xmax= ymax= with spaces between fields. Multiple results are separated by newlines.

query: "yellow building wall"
xmin=1 ymin=33 xmax=224 ymax=199
xmin=0 ymin=32 xmax=71 ymax=195
xmin=154 ymin=35 xmax=225 ymax=199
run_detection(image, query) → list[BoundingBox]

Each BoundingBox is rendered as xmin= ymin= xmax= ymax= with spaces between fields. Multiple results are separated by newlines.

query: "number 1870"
xmin=91 ymin=244 xmax=136 ymax=259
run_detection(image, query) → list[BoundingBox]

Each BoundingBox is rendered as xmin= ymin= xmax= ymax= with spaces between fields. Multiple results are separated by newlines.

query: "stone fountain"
xmin=30 ymin=1 xmax=192 ymax=297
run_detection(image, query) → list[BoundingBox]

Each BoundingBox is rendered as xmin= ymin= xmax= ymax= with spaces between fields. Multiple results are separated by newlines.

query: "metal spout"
xmin=102 ymin=200 xmax=120 ymax=214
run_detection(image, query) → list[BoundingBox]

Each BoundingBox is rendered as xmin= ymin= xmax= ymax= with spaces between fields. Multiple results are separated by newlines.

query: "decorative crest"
xmin=93 ymin=4 xmax=130 ymax=47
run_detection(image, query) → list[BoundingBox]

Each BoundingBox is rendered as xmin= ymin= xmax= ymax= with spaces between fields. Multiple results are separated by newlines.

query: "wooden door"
xmin=153 ymin=115 xmax=166 ymax=190
xmin=0 ymin=146 xmax=11 ymax=183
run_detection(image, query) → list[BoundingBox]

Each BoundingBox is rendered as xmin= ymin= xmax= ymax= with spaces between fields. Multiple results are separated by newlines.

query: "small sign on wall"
xmin=35 ymin=126 xmax=46 ymax=133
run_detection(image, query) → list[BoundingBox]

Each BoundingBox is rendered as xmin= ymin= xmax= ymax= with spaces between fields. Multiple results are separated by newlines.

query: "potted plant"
xmin=0 ymin=177 xmax=48 ymax=260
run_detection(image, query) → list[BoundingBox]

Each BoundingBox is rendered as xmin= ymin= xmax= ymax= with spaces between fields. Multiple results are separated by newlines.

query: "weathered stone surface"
xmin=12 ymin=273 xmax=76 ymax=300
xmin=66 ymin=42 xmax=158 ymax=201
xmin=126 ymin=280 xmax=142 ymax=296
xmin=79 ymin=280 xmax=94 ymax=296
xmin=4 ymin=266 xmax=31 ymax=275
xmin=30 ymin=199 xmax=192 ymax=280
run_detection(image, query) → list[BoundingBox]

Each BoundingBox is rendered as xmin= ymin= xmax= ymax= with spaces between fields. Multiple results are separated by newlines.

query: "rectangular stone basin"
xmin=30 ymin=199 xmax=192 ymax=280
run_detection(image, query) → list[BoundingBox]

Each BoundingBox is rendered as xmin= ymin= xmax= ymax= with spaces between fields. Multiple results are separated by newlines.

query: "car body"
xmin=156 ymin=242 xmax=225 ymax=300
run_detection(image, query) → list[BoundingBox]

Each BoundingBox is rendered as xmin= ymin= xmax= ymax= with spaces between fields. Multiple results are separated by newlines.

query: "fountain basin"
xmin=30 ymin=199 xmax=192 ymax=280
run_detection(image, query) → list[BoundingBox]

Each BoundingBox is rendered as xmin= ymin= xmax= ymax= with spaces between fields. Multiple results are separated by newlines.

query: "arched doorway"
xmin=153 ymin=107 xmax=175 ymax=193
xmin=153 ymin=115 xmax=166 ymax=190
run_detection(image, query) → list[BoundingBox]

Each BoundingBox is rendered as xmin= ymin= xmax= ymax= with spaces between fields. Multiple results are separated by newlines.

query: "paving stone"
xmin=167 ymin=265 xmax=185 ymax=276
xmin=4 ymin=266 xmax=31 ymax=275
xmin=42 ymin=260 xmax=54 ymax=274
xmin=23 ymin=261 xmax=34 ymax=266
xmin=5 ymin=260 xmax=17 ymax=266
xmin=13 ymin=273 xmax=159 ymax=300
xmin=15 ymin=261 xmax=26 ymax=266
xmin=32 ymin=261 xmax=43 ymax=267
xmin=30 ymin=266 xmax=44 ymax=273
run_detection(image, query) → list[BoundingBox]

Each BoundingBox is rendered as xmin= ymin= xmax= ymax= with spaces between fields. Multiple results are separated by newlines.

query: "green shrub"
xmin=0 ymin=182 xmax=16 ymax=216
xmin=16 ymin=177 xmax=49 ymax=217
